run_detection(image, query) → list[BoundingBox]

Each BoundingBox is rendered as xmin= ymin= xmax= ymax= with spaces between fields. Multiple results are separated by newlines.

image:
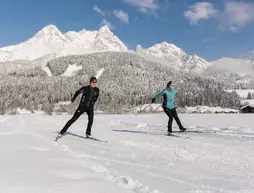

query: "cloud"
xmin=202 ymin=36 xmax=217 ymax=43
xmin=249 ymin=49 xmax=254 ymax=54
xmin=221 ymin=1 xmax=254 ymax=32
xmin=184 ymin=2 xmax=218 ymax=25
xmin=113 ymin=10 xmax=129 ymax=24
xmin=99 ymin=19 xmax=115 ymax=30
xmin=93 ymin=5 xmax=105 ymax=16
xmin=123 ymin=0 xmax=159 ymax=14
xmin=185 ymin=1 xmax=254 ymax=33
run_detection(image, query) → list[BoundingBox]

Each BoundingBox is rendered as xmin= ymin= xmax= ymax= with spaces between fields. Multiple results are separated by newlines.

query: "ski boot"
xmin=180 ymin=128 xmax=187 ymax=132
xmin=55 ymin=133 xmax=63 ymax=141
xmin=167 ymin=130 xmax=173 ymax=136
xmin=86 ymin=134 xmax=93 ymax=138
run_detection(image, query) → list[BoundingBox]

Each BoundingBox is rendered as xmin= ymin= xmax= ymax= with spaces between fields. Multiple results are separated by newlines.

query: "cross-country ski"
xmin=84 ymin=136 xmax=108 ymax=143
xmin=165 ymin=133 xmax=190 ymax=139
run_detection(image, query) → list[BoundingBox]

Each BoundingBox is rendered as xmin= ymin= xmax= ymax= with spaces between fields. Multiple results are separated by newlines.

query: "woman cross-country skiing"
xmin=56 ymin=77 xmax=99 ymax=140
xmin=152 ymin=80 xmax=186 ymax=135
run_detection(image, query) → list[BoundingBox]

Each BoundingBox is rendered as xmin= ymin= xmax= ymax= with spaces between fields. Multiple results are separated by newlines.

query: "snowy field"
xmin=0 ymin=114 xmax=254 ymax=193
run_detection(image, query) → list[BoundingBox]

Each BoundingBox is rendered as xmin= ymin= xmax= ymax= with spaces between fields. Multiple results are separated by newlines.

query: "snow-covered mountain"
xmin=208 ymin=57 xmax=254 ymax=87
xmin=212 ymin=57 xmax=254 ymax=76
xmin=61 ymin=26 xmax=128 ymax=56
xmin=136 ymin=42 xmax=212 ymax=73
xmin=0 ymin=25 xmax=128 ymax=62
xmin=0 ymin=25 xmax=70 ymax=61
xmin=0 ymin=50 xmax=11 ymax=62
xmin=1 ymin=24 xmax=254 ymax=88
xmin=0 ymin=24 xmax=212 ymax=74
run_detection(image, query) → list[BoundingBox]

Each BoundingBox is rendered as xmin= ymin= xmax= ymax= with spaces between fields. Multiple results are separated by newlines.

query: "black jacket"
xmin=71 ymin=85 xmax=99 ymax=108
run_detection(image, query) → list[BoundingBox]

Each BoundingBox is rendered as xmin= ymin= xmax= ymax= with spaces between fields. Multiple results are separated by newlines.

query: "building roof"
xmin=240 ymin=104 xmax=254 ymax=110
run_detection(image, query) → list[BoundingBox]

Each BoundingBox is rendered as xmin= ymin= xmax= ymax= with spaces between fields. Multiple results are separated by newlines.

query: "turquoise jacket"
xmin=153 ymin=88 xmax=176 ymax=109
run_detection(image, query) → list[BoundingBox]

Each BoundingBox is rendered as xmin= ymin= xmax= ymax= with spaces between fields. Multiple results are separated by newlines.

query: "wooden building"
xmin=240 ymin=105 xmax=254 ymax=113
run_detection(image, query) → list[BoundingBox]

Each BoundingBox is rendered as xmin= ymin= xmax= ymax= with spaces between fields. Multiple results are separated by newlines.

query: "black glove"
xmin=71 ymin=99 xmax=74 ymax=103
xmin=152 ymin=98 xmax=156 ymax=103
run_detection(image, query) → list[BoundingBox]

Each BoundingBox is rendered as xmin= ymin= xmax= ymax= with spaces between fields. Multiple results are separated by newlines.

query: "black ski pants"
xmin=163 ymin=107 xmax=184 ymax=132
xmin=60 ymin=106 xmax=94 ymax=135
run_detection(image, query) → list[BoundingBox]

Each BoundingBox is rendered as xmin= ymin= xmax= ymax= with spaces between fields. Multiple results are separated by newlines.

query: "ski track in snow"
xmin=17 ymin=116 xmax=160 ymax=193
xmin=0 ymin=130 xmax=20 ymax=135
xmin=109 ymin=119 xmax=254 ymax=138
xmin=0 ymin=114 xmax=254 ymax=193
xmin=54 ymin=139 xmax=161 ymax=193
xmin=0 ymin=116 xmax=11 ymax=124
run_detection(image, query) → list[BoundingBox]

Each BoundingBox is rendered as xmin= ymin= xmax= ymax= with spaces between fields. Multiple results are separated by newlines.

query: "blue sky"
xmin=1 ymin=0 xmax=254 ymax=61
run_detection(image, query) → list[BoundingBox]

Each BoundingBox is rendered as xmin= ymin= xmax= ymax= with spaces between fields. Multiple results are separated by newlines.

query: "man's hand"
xmin=152 ymin=98 xmax=156 ymax=103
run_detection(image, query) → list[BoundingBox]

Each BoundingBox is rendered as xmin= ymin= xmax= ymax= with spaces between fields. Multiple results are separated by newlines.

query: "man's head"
xmin=90 ymin=77 xmax=97 ymax=88
xmin=167 ymin=81 xmax=175 ymax=90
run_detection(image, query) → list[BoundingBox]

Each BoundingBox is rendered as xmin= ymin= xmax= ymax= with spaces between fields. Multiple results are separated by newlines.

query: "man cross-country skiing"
xmin=152 ymin=80 xmax=186 ymax=135
xmin=56 ymin=77 xmax=99 ymax=140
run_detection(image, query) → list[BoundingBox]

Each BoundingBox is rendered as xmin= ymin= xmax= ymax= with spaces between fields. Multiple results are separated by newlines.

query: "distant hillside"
xmin=0 ymin=52 xmax=240 ymax=114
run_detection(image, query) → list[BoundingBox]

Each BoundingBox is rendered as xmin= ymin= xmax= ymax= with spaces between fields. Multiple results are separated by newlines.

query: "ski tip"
xmin=165 ymin=134 xmax=189 ymax=139
xmin=54 ymin=136 xmax=61 ymax=142
xmin=84 ymin=136 xmax=108 ymax=143
xmin=165 ymin=134 xmax=178 ymax=137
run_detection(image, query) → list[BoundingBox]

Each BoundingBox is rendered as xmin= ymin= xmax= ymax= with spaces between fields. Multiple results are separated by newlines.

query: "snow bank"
xmin=56 ymin=101 xmax=72 ymax=106
xmin=135 ymin=104 xmax=163 ymax=113
xmin=135 ymin=104 xmax=238 ymax=114
xmin=17 ymin=108 xmax=32 ymax=114
xmin=17 ymin=108 xmax=46 ymax=115
xmin=185 ymin=106 xmax=239 ymax=114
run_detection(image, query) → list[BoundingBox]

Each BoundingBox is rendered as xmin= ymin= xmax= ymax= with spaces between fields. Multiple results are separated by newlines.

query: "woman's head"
xmin=167 ymin=81 xmax=175 ymax=90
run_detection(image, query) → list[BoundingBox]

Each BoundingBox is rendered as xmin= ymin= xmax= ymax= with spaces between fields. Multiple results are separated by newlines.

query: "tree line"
xmin=0 ymin=52 xmax=241 ymax=115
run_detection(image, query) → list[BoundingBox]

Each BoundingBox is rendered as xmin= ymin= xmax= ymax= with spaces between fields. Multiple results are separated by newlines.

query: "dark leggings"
xmin=60 ymin=106 xmax=94 ymax=135
xmin=163 ymin=107 xmax=184 ymax=132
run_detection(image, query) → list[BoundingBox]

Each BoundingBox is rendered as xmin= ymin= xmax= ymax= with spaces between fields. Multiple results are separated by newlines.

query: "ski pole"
xmin=151 ymin=104 xmax=162 ymax=113
xmin=136 ymin=104 xmax=152 ymax=115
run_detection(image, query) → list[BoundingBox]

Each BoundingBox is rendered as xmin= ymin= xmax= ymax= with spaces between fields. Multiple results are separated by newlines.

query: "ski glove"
xmin=152 ymin=98 xmax=156 ymax=103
